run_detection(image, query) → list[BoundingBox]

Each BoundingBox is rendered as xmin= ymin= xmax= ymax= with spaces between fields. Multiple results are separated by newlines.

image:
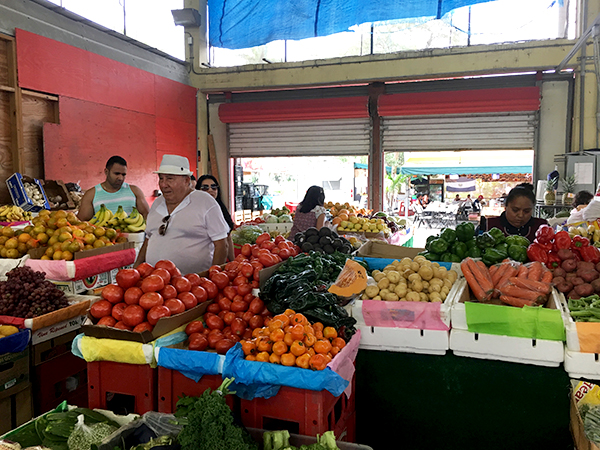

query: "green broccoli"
xmin=176 ymin=378 xmax=258 ymax=450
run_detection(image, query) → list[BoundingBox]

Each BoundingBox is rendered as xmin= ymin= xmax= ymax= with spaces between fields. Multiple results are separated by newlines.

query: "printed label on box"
xmin=4 ymin=379 xmax=16 ymax=390
xmin=31 ymin=315 xmax=86 ymax=345
xmin=52 ymin=271 xmax=110 ymax=295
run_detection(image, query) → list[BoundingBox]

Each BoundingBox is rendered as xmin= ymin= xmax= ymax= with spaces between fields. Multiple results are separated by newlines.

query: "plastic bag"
xmin=583 ymin=197 xmax=600 ymax=222
xmin=141 ymin=411 xmax=182 ymax=438
xmin=67 ymin=414 xmax=117 ymax=450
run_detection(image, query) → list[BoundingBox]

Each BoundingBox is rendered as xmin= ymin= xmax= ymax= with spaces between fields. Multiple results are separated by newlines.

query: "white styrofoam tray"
xmin=449 ymin=328 xmax=564 ymax=367
xmin=448 ymin=280 xmax=564 ymax=366
xmin=557 ymin=291 xmax=589 ymax=353
xmin=349 ymin=279 xmax=462 ymax=355
xmin=564 ymin=349 xmax=600 ymax=381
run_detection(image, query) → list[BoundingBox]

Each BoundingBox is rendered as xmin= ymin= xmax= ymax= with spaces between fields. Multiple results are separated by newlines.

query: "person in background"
xmin=484 ymin=183 xmax=548 ymax=242
xmin=135 ymin=155 xmax=230 ymax=274
xmin=453 ymin=194 xmax=461 ymax=202
xmin=77 ymin=155 xmax=149 ymax=221
xmin=574 ymin=190 xmax=594 ymax=210
xmin=473 ymin=194 xmax=485 ymax=212
xmin=289 ymin=185 xmax=327 ymax=239
xmin=190 ymin=174 xmax=196 ymax=190
xmin=196 ymin=174 xmax=235 ymax=261
xmin=422 ymin=194 xmax=430 ymax=206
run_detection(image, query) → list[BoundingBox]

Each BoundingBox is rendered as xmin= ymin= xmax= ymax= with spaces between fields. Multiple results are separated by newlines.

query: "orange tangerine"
xmin=295 ymin=353 xmax=310 ymax=369
xmin=331 ymin=337 xmax=346 ymax=349
xmin=290 ymin=340 xmax=306 ymax=357
xmin=269 ymin=353 xmax=281 ymax=364
xmin=323 ymin=327 xmax=338 ymax=339
xmin=270 ymin=328 xmax=285 ymax=342
xmin=272 ymin=341 xmax=288 ymax=356
xmin=281 ymin=353 xmax=296 ymax=367
xmin=256 ymin=351 xmax=270 ymax=362
xmin=314 ymin=339 xmax=333 ymax=355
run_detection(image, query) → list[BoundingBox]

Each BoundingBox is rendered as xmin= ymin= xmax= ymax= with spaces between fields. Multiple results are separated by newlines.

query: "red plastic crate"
xmin=157 ymin=367 xmax=236 ymax=413
xmin=87 ymin=361 xmax=156 ymax=414
xmin=32 ymin=351 xmax=87 ymax=414
xmin=240 ymin=372 xmax=355 ymax=439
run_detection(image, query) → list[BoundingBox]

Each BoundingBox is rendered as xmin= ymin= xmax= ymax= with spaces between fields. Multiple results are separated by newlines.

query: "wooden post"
xmin=207 ymin=134 xmax=219 ymax=177
xmin=2 ymin=35 xmax=24 ymax=175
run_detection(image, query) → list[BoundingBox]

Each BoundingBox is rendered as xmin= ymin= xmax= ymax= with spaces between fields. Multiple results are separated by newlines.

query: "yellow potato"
xmin=406 ymin=291 xmax=420 ymax=302
xmin=378 ymin=277 xmax=390 ymax=289
xmin=387 ymin=270 xmax=401 ymax=284
xmin=365 ymin=285 xmax=380 ymax=298
xmin=0 ymin=325 xmax=19 ymax=336
xmin=373 ymin=272 xmax=386 ymax=282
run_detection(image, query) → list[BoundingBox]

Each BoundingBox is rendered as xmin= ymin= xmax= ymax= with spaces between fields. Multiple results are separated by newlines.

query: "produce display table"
xmin=355 ymin=350 xmax=572 ymax=450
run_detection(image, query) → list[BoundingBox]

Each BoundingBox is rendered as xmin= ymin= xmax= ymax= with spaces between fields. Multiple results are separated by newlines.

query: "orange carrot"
xmin=491 ymin=263 xmax=509 ymax=287
xmin=467 ymin=258 xmax=493 ymax=293
xmin=541 ymin=270 xmax=553 ymax=284
xmin=527 ymin=261 xmax=543 ymax=282
xmin=500 ymin=284 xmax=546 ymax=302
xmin=508 ymin=277 xmax=551 ymax=295
xmin=500 ymin=295 xmax=535 ymax=308
xmin=496 ymin=265 xmax=518 ymax=289
xmin=461 ymin=260 xmax=487 ymax=302
xmin=517 ymin=264 xmax=529 ymax=279
xmin=477 ymin=260 xmax=494 ymax=286
xmin=489 ymin=264 xmax=499 ymax=279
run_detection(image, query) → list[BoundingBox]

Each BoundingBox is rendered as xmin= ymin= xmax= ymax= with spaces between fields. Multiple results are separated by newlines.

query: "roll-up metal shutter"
xmin=228 ymin=118 xmax=371 ymax=157
xmin=382 ymin=112 xmax=537 ymax=152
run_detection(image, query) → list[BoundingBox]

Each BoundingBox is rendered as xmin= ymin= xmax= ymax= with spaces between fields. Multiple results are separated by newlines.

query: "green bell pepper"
xmin=441 ymin=253 xmax=453 ymax=263
xmin=483 ymin=247 xmax=505 ymax=265
xmin=507 ymin=244 xmax=528 ymax=262
xmin=494 ymin=242 xmax=508 ymax=259
xmin=476 ymin=232 xmax=496 ymax=249
xmin=466 ymin=239 xmax=478 ymax=249
xmin=467 ymin=246 xmax=482 ymax=258
xmin=423 ymin=252 xmax=440 ymax=261
xmin=506 ymin=235 xmax=530 ymax=248
xmin=449 ymin=254 xmax=461 ymax=263
xmin=455 ymin=221 xmax=475 ymax=242
xmin=429 ymin=238 xmax=449 ymax=254
xmin=439 ymin=228 xmax=457 ymax=243
xmin=488 ymin=227 xmax=506 ymax=245
xmin=425 ymin=235 xmax=437 ymax=251
xmin=451 ymin=241 xmax=468 ymax=259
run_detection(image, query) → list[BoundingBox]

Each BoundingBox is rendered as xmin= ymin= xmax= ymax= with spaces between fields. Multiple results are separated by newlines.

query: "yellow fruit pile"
xmin=0 ymin=325 xmax=19 ymax=338
xmin=325 ymin=202 xmax=371 ymax=220
xmin=0 ymin=209 xmax=126 ymax=260
xmin=335 ymin=215 xmax=390 ymax=235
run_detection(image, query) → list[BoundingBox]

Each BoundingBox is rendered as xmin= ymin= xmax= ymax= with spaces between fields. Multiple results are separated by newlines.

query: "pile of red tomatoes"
xmin=182 ymin=262 xmax=273 ymax=354
xmin=90 ymin=260 xmax=214 ymax=332
xmin=237 ymin=233 xmax=301 ymax=267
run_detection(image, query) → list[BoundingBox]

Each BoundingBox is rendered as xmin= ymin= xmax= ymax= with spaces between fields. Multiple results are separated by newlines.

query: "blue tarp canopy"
xmin=401 ymin=165 xmax=532 ymax=175
xmin=354 ymin=163 xmax=399 ymax=175
xmin=208 ymin=0 xmax=495 ymax=49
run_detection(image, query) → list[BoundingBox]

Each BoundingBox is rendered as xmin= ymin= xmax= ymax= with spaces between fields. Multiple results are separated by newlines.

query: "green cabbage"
xmin=232 ymin=225 xmax=264 ymax=245
xmin=278 ymin=214 xmax=292 ymax=223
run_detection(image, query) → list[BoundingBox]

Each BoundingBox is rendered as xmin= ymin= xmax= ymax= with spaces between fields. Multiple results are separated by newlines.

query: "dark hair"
xmin=196 ymin=174 xmax=234 ymax=231
xmin=298 ymin=186 xmax=325 ymax=213
xmin=505 ymin=183 xmax=536 ymax=207
xmin=574 ymin=190 xmax=594 ymax=208
xmin=106 ymin=156 xmax=127 ymax=170
xmin=190 ymin=175 xmax=196 ymax=182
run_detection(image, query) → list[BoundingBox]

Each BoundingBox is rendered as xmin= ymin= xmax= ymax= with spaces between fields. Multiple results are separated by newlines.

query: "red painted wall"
xmin=15 ymin=29 xmax=197 ymax=204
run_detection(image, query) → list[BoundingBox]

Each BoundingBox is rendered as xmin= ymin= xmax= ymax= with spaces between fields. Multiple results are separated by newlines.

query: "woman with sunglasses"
xmin=289 ymin=185 xmax=327 ymax=240
xmin=196 ymin=175 xmax=236 ymax=261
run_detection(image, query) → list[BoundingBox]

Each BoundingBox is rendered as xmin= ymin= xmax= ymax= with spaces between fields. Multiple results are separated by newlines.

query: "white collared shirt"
xmin=145 ymin=190 xmax=229 ymax=274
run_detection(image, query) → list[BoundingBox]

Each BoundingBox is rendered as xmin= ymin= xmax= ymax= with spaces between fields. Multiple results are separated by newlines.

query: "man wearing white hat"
xmin=134 ymin=154 xmax=230 ymax=274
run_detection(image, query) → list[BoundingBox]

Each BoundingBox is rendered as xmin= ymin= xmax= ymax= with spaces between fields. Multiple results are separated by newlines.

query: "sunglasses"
xmin=200 ymin=184 xmax=219 ymax=191
xmin=158 ymin=215 xmax=171 ymax=236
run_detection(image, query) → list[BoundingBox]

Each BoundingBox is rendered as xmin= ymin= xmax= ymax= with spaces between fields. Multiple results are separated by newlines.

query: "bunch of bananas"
xmin=0 ymin=205 xmax=33 ymax=222
xmin=90 ymin=205 xmax=146 ymax=232
xmin=568 ymin=223 xmax=600 ymax=247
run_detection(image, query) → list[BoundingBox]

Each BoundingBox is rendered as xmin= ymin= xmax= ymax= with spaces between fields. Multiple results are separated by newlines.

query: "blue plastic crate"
xmin=6 ymin=173 xmax=50 ymax=212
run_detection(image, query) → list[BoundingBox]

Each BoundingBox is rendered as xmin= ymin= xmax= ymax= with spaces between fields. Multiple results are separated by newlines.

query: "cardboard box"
xmin=51 ymin=271 xmax=111 ymax=295
xmin=81 ymin=300 xmax=211 ymax=343
xmin=28 ymin=241 xmax=135 ymax=260
xmin=31 ymin=330 xmax=80 ymax=365
xmin=357 ymin=240 xmax=424 ymax=259
xmin=21 ymin=296 xmax=93 ymax=331
xmin=0 ymin=349 xmax=29 ymax=400
xmin=6 ymin=173 xmax=50 ymax=212
xmin=0 ymin=383 xmax=32 ymax=435
xmin=40 ymin=179 xmax=75 ymax=210
xmin=571 ymin=389 xmax=600 ymax=450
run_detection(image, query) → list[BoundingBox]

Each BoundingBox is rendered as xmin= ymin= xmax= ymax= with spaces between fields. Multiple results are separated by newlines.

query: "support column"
xmin=368 ymin=82 xmax=385 ymax=211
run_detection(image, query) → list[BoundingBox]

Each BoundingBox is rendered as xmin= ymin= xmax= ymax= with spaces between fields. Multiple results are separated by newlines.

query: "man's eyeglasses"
xmin=200 ymin=184 xmax=218 ymax=191
xmin=158 ymin=215 xmax=171 ymax=236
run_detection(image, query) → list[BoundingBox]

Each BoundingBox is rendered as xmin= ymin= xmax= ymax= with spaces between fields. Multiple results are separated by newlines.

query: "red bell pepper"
xmin=526 ymin=243 xmax=549 ymax=264
xmin=533 ymin=239 xmax=553 ymax=252
xmin=535 ymin=225 xmax=555 ymax=245
xmin=553 ymin=230 xmax=572 ymax=250
xmin=546 ymin=252 xmax=562 ymax=269
xmin=580 ymin=246 xmax=600 ymax=264
xmin=572 ymin=235 xmax=590 ymax=248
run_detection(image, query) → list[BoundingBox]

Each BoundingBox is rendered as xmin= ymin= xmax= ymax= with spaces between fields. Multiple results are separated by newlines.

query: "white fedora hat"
xmin=154 ymin=155 xmax=193 ymax=176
